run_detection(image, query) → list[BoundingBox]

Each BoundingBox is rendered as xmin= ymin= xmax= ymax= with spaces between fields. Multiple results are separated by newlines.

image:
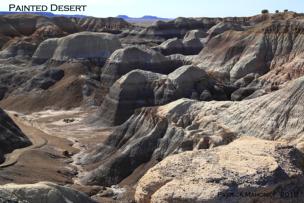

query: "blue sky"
xmin=1 ymin=0 xmax=304 ymax=18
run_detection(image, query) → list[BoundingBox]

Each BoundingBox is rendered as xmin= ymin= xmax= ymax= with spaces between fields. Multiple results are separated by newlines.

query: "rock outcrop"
xmin=81 ymin=75 xmax=304 ymax=186
xmin=0 ymin=108 xmax=31 ymax=163
xmin=135 ymin=137 xmax=304 ymax=203
xmin=33 ymin=32 xmax=121 ymax=65
xmin=0 ymin=182 xmax=97 ymax=203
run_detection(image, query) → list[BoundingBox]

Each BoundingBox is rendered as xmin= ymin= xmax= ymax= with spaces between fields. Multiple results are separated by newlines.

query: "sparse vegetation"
xmin=275 ymin=10 xmax=279 ymax=13
xmin=261 ymin=9 xmax=269 ymax=14
xmin=284 ymin=9 xmax=289 ymax=12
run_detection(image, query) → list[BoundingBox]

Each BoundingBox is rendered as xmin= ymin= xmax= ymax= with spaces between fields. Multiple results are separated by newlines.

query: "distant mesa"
xmin=117 ymin=15 xmax=172 ymax=23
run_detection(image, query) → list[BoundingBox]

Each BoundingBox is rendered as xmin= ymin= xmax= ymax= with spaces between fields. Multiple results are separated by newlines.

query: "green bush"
xmin=261 ymin=9 xmax=269 ymax=14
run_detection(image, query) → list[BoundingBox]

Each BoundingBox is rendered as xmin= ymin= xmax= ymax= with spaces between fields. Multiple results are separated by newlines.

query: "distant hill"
xmin=117 ymin=15 xmax=172 ymax=23
xmin=0 ymin=11 xmax=86 ymax=18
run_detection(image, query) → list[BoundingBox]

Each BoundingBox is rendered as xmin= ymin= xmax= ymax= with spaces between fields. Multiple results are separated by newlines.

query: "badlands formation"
xmin=0 ymin=11 xmax=304 ymax=203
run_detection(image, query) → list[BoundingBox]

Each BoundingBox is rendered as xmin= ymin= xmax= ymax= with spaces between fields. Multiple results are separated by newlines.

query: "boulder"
xmin=135 ymin=137 xmax=304 ymax=203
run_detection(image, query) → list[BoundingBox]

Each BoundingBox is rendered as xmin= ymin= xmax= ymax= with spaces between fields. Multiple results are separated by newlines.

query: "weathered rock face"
xmin=100 ymin=46 xmax=177 ymax=90
xmin=33 ymin=32 xmax=122 ymax=65
xmin=72 ymin=17 xmax=132 ymax=33
xmin=194 ymin=19 xmax=304 ymax=85
xmin=0 ymin=182 xmax=97 ymax=203
xmin=135 ymin=137 xmax=304 ymax=203
xmin=97 ymin=65 xmax=223 ymax=126
xmin=0 ymin=108 xmax=31 ymax=163
xmin=82 ymin=76 xmax=304 ymax=186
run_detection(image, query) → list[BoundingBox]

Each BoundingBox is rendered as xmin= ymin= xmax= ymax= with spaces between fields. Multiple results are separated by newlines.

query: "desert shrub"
xmin=261 ymin=9 xmax=269 ymax=14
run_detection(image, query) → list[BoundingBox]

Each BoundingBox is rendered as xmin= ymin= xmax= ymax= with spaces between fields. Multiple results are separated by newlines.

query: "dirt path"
xmin=0 ymin=113 xmax=48 ymax=168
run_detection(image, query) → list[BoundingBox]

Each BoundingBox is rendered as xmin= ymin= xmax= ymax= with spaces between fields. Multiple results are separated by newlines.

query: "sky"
xmin=1 ymin=0 xmax=304 ymax=18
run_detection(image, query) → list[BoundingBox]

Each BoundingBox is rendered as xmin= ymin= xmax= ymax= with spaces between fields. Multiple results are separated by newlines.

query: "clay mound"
xmin=97 ymin=70 xmax=166 ymax=126
xmin=0 ymin=182 xmax=96 ymax=203
xmin=32 ymin=38 xmax=59 ymax=64
xmin=154 ymin=29 xmax=206 ymax=55
xmin=100 ymin=46 xmax=176 ymax=90
xmin=135 ymin=137 xmax=304 ymax=203
xmin=0 ymin=108 xmax=31 ymax=163
xmin=80 ymin=75 xmax=304 ymax=186
xmin=153 ymin=38 xmax=184 ymax=55
xmin=97 ymin=65 xmax=225 ymax=126
xmin=33 ymin=32 xmax=122 ymax=65
xmin=184 ymin=29 xmax=207 ymax=39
